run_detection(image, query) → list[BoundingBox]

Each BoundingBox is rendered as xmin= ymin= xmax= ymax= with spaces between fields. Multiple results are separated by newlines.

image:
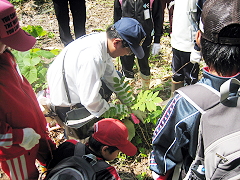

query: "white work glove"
xmin=19 ymin=128 xmax=41 ymax=150
xmin=151 ymin=43 xmax=161 ymax=56
xmin=131 ymin=109 xmax=146 ymax=123
xmin=190 ymin=48 xmax=201 ymax=64
xmin=152 ymin=171 xmax=161 ymax=180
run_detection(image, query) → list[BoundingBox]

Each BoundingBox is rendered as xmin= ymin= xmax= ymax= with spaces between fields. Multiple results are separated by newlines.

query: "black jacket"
xmin=114 ymin=0 xmax=163 ymax=45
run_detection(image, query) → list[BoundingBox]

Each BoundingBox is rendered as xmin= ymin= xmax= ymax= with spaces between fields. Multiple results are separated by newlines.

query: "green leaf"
xmin=115 ymin=87 xmax=123 ymax=91
xmin=50 ymin=49 xmax=61 ymax=56
xmin=21 ymin=66 xmax=37 ymax=84
xmin=113 ymin=84 xmax=120 ymax=87
xmin=143 ymin=90 xmax=150 ymax=99
xmin=113 ymin=77 xmax=120 ymax=83
xmin=48 ymin=32 xmax=55 ymax=38
xmin=123 ymin=81 xmax=129 ymax=88
xmin=153 ymin=97 xmax=162 ymax=103
xmin=31 ymin=48 xmax=41 ymax=52
xmin=38 ymin=67 xmax=47 ymax=78
xmin=117 ymin=91 xmax=125 ymax=96
xmin=152 ymin=91 xmax=159 ymax=99
xmin=36 ymin=50 xmax=56 ymax=59
xmin=122 ymin=119 xmax=135 ymax=141
xmin=34 ymin=25 xmax=47 ymax=37
xmin=120 ymin=77 xmax=125 ymax=84
xmin=147 ymin=91 xmax=154 ymax=98
xmin=139 ymin=103 xmax=146 ymax=112
xmin=23 ymin=54 xmax=41 ymax=66
xmin=146 ymin=101 xmax=156 ymax=112
xmin=122 ymin=99 xmax=129 ymax=104
xmin=125 ymin=86 xmax=131 ymax=92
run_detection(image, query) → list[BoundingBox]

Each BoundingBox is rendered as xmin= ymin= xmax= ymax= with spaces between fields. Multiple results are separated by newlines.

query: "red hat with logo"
xmin=0 ymin=0 xmax=36 ymax=51
xmin=92 ymin=118 xmax=137 ymax=156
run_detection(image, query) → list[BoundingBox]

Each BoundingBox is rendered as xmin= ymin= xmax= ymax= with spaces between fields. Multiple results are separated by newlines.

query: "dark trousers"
xmin=120 ymin=45 xmax=151 ymax=78
xmin=52 ymin=0 xmax=86 ymax=46
xmin=171 ymin=48 xmax=199 ymax=85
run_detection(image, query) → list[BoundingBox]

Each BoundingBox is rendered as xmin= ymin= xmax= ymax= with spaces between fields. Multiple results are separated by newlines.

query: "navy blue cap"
xmin=114 ymin=17 xmax=146 ymax=59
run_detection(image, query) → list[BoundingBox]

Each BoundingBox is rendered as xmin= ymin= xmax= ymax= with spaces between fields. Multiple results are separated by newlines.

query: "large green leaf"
xmin=21 ymin=66 xmax=37 ymax=84
xmin=23 ymin=53 xmax=41 ymax=66
xmin=122 ymin=119 xmax=135 ymax=141
xmin=146 ymin=101 xmax=156 ymax=112
xmin=36 ymin=50 xmax=56 ymax=59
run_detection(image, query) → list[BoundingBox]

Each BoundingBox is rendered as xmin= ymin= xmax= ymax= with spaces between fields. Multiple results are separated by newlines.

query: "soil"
xmin=0 ymin=0 xmax=173 ymax=179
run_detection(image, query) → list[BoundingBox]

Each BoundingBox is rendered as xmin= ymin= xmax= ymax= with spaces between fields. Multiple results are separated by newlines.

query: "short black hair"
xmin=201 ymin=24 xmax=240 ymax=76
xmin=106 ymin=24 xmax=129 ymax=48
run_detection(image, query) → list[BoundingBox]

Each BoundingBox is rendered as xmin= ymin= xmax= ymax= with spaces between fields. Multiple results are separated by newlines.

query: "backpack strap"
xmin=220 ymin=78 xmax=240 ymax=102
xmin=74 ymin=142 xmax=110 ymax=172
xmin=176 ymin=83 xmax=220 ymax=113
xmin=74 ymin=142 xmax=86 ymax=156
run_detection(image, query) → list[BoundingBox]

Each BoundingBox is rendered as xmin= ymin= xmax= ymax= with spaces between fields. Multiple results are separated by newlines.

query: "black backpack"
xmin=44 ymin=142 xmax=110 ymax=180
xmin=177 ymin=78 xmax=240 ymax=180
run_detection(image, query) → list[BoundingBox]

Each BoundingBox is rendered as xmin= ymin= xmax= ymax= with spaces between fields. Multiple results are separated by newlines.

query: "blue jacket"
xmin=150 ymin=67 xmax=240 ymax=176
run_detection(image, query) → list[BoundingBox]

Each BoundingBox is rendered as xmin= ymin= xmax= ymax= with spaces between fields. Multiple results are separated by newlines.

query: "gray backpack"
xmin=177 ymin=78 xmax=240 ymax=180
xmin=45 ymin=142 xmax=110 ymax=180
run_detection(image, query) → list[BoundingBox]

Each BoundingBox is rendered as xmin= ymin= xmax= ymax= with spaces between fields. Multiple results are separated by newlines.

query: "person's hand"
xmin=19 ymin=128 xmax=41 ymax=150
xmin=190 ymin=48 xmax=201 ymax=64
xmin=151 ymin=43 xmax=161 ymax=56
xmin=131 ymin=109 xmax=146 ymax=123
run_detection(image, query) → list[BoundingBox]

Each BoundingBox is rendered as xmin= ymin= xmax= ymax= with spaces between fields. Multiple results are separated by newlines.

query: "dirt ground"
xmin=0 ymin=0 xmax=173 ymax=179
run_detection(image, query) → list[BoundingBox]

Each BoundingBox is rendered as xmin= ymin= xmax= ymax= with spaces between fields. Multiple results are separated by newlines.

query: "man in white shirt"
xmin=47 ymin=17 xmax=146 ymax=139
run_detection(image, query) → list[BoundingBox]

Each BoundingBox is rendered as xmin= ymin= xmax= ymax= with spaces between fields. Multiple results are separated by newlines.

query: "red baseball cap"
xmin=92 ymin=118 xmax=137 ymax=156
xmin=0 ymin=0 xmax=36 ymax=51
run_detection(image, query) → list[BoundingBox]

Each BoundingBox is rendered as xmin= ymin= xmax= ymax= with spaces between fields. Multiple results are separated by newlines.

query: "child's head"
xmin=88 ymin=118 xmax=137 ymax=161
xmin=0 ymin=0 xmax=36 ymax=52
xmin=198 ymin=0 xmax=240 ymax=76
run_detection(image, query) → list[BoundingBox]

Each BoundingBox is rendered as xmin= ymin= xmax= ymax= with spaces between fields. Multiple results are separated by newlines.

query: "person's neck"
xmin=209 ymin=67 xmax=238 ymax=77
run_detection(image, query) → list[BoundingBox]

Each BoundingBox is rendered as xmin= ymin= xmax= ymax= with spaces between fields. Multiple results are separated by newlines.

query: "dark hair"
xmin=106 ymin=24 xmax=129 ymax=48
xmin=87 ymin=127 xmax=118 ymax=154
xmin=201 ymin=24 xmax=240 ymax=76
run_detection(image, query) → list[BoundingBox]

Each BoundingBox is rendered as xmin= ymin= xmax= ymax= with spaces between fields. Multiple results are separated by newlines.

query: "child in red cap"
xmin=47 ymin=118 xmax=137 ymax=179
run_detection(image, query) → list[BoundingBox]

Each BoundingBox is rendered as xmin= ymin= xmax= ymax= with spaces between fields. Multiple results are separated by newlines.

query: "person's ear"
xmin=195 ymin=30 xmax=201 ymax=47
xmin=101 ymin=146 xmax=109 ymax=152
xmin=113 ymin=38 xmax=122 ymax=48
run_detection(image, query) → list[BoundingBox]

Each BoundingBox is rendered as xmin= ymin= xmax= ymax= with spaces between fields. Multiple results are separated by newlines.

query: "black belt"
xmin=51 ymin=103 xmax=84 ymax=113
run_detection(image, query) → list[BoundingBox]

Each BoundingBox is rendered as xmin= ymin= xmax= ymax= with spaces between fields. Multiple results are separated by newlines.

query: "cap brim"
xmin=130 ymin=45 xmax=144 ymax=59
xmin=117 ymin=141 xmax=137 ymax=156
xmin=1 ymin=29 xmax=36 ymax=51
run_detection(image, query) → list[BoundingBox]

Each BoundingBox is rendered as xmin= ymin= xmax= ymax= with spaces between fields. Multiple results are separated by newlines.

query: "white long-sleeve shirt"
xmin=171 ymin=0 xmax=198 ymax=52
xmin=47 ymin=33 xmax=120 ymax=117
